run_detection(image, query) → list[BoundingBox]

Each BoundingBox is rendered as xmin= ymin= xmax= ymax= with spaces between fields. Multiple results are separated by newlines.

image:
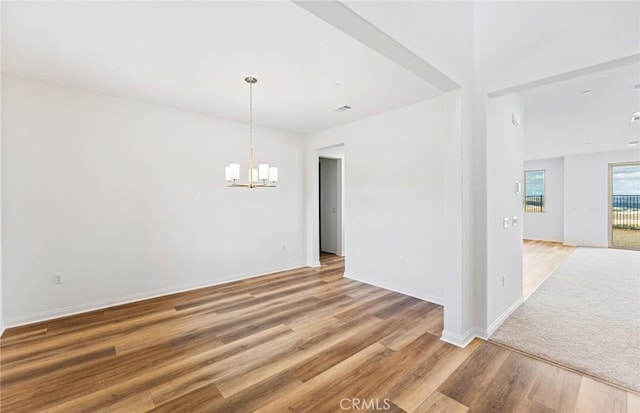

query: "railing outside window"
xmin=524 ymin=195 xmax=544 ymax=213
xmin=612 ymin=195 xmax=640 ymax=230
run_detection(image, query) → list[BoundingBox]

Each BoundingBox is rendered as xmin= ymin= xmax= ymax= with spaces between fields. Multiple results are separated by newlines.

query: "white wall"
xmin=341 ymin=0 xmax=477 ymax=346
xmin=486 ymin=93 xmax=524 ymax=334
xmin=304 ymin=0 xmax=638 ymax=347
xmin=2 ymin=76 xmax=306 ymax=326
xmin=523 ymin=158 xmax=564 ymax=242
xmin=0 ymin=2 xmax=4 ymax=335
xmin=308 ymin=97 xmax=445 ymax=304
xmin=319 ymin=157 xmax=338 ymax=254
xmin=564 ymin=149 xmax=640 ymax=247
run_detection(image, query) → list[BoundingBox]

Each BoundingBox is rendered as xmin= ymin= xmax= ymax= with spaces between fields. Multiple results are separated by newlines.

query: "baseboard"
xmin=523 ymin=238 xmax=563 ymax=244
xmin=483 ymin=295 xmax=524 ymax=338
xmin=0 ymin=322 xmax=5 ymax=338
xmin=308 ymin=261 xmax=321 ymax=268
xmin=440 ymin=328 xmax=483 ymax=348
xmin=343 ymin=273 xmax=443 ymax=306
xmin=440 ymin=295 xmax=524 ymax=348
xmin=4 ymin=262 xmax=307 ymax=328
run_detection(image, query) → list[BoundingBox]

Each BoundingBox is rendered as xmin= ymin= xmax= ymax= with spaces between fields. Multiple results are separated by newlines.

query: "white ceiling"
xmin=475 ymin=1 xmax=639 ymax=93
xmin=523 ymin=62 xmax=640 ymax=161
xmin=474 ymin=1 xmax=640 ymax=161
xmin=1 ymin=1 xmax=441 ymax=135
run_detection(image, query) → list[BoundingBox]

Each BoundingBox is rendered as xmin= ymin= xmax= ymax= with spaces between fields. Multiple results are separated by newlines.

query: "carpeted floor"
xmin=491 ymin=247 xmax=640 ymax=392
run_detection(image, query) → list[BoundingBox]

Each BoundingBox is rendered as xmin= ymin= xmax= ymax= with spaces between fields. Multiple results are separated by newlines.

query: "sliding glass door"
xmin=610 ymin=162 xmax=640 ymax=250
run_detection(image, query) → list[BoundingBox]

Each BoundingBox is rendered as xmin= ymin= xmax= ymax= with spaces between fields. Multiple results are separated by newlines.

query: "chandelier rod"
xmin=247 ymin=76 xmax=256 ymax=185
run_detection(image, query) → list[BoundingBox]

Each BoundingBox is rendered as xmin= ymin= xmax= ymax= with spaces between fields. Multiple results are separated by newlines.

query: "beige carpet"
xmin=491 ymin=247 xmax=640 ymax=392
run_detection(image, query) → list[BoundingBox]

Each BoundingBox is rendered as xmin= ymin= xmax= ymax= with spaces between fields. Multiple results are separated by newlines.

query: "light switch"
xmin=512 ymin=216 xmax=519 ymax=226
xmin=503 ymin=217 xmax=510 ymax=229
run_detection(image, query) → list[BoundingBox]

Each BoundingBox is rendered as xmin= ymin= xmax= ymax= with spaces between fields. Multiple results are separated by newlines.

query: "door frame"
xmin=319 ymin=157 xmax=342 ymax=255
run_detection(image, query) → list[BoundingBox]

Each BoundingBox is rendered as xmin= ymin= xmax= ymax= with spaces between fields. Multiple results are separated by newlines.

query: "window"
xmin=524 ymin=170 xmax=545 ymax=213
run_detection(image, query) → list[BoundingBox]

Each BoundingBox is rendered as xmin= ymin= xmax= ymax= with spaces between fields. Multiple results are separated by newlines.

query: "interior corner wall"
xmin=486 ymin=93 xmax=524 ymax=335
xmin=308 ymin=97 xmax=446 ymax=304
xmin=523 ymin=158 xmax=564 ymax=242
xmin=564 ymin=149 xmax=640 ymax=247
xmin=442 ymin=87 xmax=479 ymax=345
xmin=1 ymin=75 xmax=306 ymax=326
xmin=341 ymin=0 xmax=476 ymax=345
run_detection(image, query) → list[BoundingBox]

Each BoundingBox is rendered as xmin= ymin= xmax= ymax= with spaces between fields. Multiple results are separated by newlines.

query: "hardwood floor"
xmin=1 ymin=253 xmax=636 ymax=412
xmin=523 ymin=240 xmax=576 ymax=299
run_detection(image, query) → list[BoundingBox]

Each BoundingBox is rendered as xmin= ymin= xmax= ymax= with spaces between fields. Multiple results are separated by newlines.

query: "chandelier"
xmin=224 ymin=77 xmax=278 ymax=188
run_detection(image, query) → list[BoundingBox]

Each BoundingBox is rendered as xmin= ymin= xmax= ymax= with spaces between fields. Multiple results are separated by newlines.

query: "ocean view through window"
xmin=525 ymin=170 xmax=545 ymax=213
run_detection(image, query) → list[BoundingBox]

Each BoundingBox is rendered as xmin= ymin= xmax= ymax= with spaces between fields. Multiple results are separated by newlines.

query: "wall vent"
xmin=334 ymin=105 xmax=352 ymax=112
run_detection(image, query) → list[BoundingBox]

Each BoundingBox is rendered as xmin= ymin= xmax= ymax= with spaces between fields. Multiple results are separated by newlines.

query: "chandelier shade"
xmin=225 ymin=77 xmax=278 ymax=188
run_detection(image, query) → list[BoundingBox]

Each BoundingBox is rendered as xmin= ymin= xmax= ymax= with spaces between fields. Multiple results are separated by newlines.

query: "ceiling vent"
xmin=334 ymin=105 xmax=352 ymax=112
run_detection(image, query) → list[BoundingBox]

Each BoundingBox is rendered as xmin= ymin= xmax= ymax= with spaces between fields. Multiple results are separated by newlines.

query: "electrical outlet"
xmin=281 ymin=244 xmax=286 ymax=252
xmin=401 ymin=259 xmax=406 ymax=268
xmin=53 ymin=273 xmax=64 ymax=284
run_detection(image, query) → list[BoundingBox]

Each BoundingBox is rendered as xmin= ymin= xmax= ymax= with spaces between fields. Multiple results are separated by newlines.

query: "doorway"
xmin=609 ymin=162 xmax=640 ymax=250
xmin=319 ymin=157 xmax=342 ymax=255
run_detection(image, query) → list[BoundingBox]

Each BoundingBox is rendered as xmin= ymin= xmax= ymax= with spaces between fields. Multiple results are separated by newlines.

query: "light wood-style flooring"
xmin=1 ymin=253 xmax=637 ymax=412
xmin=523 ymin=240 xmax=576 ymax=299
